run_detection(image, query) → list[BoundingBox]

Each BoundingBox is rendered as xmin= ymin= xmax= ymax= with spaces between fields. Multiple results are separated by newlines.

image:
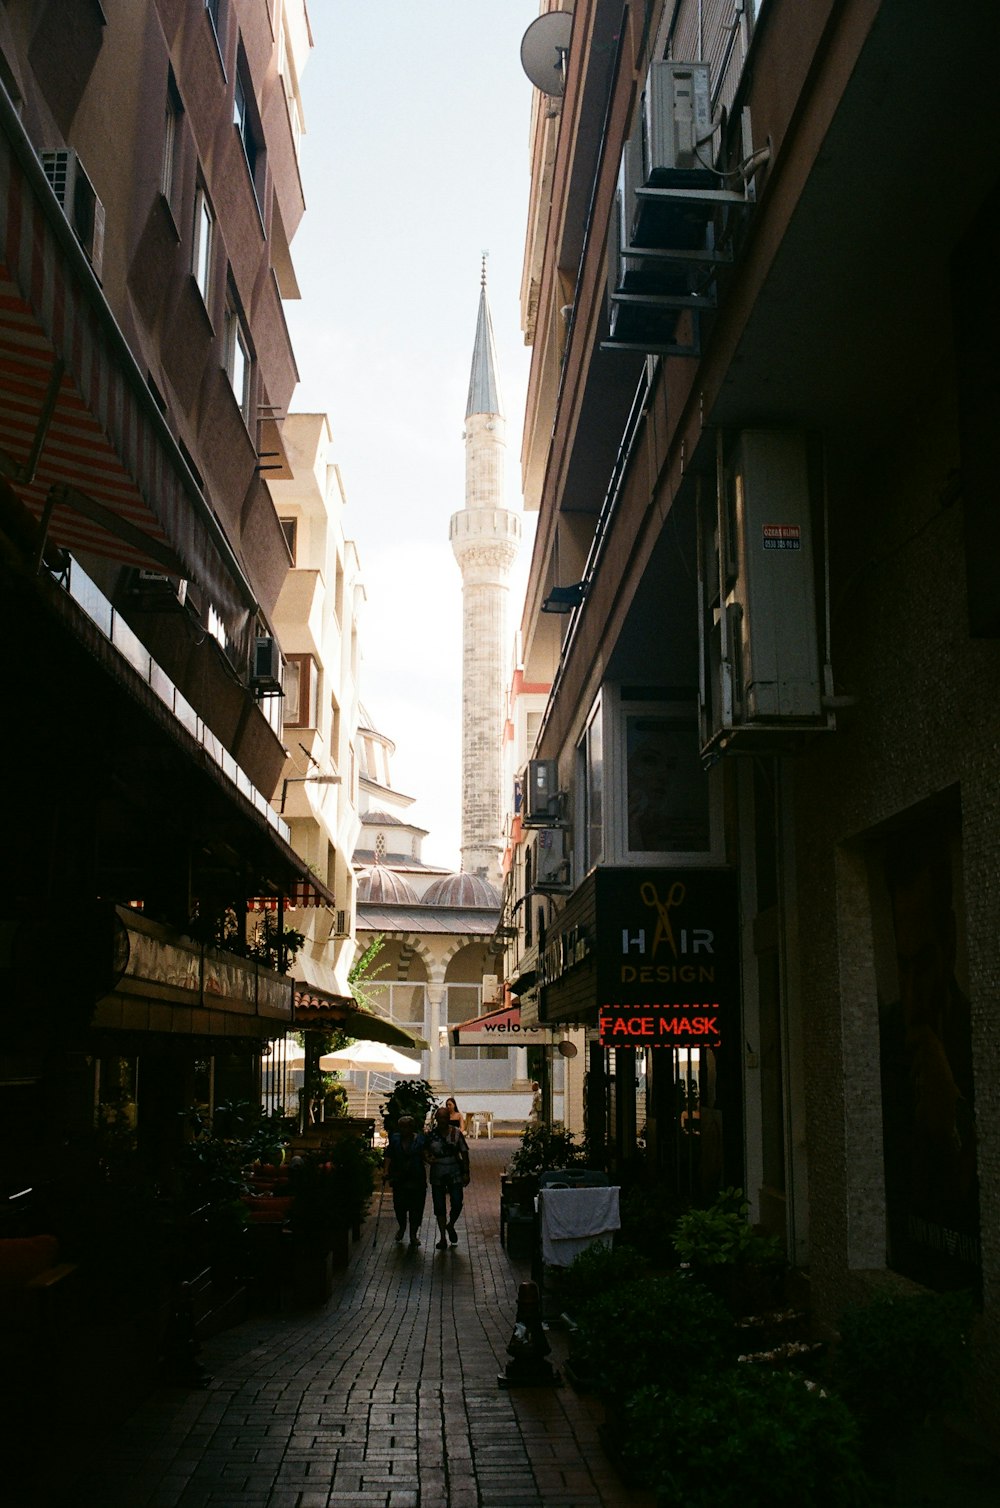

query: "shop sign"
xmin=595 ymin=868 xmax=738 ymax=1048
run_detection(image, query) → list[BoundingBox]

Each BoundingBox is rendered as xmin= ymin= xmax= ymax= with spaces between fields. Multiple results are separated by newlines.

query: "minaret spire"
xmin=449 ymin=265 xmax=522 ymax=881
xmin=466 ymin=254 xmax=503 ymax=422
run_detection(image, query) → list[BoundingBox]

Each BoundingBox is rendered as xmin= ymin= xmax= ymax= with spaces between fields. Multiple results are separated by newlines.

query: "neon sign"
xmin=599 ymin=1001 xmax=722 ymax=1049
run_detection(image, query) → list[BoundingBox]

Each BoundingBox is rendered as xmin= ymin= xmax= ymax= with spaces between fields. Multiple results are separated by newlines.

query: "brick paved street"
xmin=71 ymin=1140 xmax=653 ymax=1508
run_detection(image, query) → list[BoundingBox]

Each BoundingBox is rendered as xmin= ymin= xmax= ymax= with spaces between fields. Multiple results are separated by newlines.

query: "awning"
xmin=294 ymin=985 xmax=428 ymax=1052
xmin=0 ymin=93 xmax=254 ymax=640
xmin=248 ymin=882 xmax=332 ymax=910
xmin=450 ymin=1001 xmax=556 ymax=1048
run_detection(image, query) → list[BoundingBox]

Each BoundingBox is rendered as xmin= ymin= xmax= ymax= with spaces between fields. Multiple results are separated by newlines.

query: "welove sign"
xmin=595 ymin=868 xmax=738 ymax=1051
xmin=451 ymin=1003 xmax=556 ymax=1047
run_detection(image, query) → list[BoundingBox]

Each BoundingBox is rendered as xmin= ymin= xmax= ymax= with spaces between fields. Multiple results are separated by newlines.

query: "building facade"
xmin=501 ymin=0 xmax=1000 ymax=1418
xmin=0 ymin=1 xmax=321 ymax=1181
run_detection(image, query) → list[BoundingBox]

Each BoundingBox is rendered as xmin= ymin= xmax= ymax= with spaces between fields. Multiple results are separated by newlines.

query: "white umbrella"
xmin=268 ymin=1038 xmax=305 ymax=1065
xmin=320 ymin=1039 xmax=422 ymax=1116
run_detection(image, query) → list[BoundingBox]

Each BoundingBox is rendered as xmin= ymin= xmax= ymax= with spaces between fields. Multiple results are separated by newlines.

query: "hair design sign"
xmin=595 ymin=869 xmax=738 ymax=1049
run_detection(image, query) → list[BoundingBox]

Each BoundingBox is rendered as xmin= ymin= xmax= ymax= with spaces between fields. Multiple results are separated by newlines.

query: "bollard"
xmin=498 ymin=1280 xmax=561 ymax=1388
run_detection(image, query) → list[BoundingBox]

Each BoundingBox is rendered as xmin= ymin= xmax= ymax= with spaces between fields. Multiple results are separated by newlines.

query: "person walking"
xmin=383 ymin=1114 xmax=427 ymax=1247
xmin=426 ymin=1103 xmax=470 ymax=1249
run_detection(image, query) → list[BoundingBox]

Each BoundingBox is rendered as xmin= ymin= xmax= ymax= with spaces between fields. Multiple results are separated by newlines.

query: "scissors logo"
xmin=640 ymin=880 xmax=686 ymax=959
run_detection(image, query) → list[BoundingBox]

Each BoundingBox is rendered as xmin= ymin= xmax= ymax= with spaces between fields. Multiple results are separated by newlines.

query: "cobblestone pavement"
xmin=73 ymin=1139 xmax=654 ymax=1508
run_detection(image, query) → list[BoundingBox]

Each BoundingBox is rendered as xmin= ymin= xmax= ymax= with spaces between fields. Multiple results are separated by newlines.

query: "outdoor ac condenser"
xmin=727 ymin=430 xmax=822 ymax=722
xmin=643 ymin=61 xmax=713 ymax=184
xmin=534 ymin=827 xmax=570 ymax=889
xmin=524 ymin=758 xmax=560 ymax=825
xmin=40 ymin=149 xmax=105 ymax=279
xmin=251 ymin=634 xmax=282 ymax=693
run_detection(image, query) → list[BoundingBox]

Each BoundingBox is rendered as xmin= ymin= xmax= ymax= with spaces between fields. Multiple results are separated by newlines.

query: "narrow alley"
xmin=71 ymin=1141 xmax=652 ymax=1508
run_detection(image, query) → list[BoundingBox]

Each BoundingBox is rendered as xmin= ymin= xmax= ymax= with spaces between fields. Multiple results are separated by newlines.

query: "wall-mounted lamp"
xmin=541 ymin=581 xmax=587 ymax=614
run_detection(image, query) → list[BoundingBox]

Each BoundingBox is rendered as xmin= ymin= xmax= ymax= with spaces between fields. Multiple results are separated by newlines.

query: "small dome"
xmin=422 ymin=872 xmax=501 ymax=907
xmin=356 ymin=864 xmax=418 ymax=904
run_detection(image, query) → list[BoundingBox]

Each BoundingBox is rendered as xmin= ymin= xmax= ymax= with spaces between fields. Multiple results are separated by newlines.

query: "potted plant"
xmin=568 ymin=1270 xmax=733 ymax=1406
xmin=381 ymin=1079 xmax=438 ymax=1136
xmin=672 ymin=1187 xmax=785 ymax=1315
xmin=506 ymin=1121 xmax=586 ymax=1192
xmin=623 ymin=1368 xmax=871 ymax=1504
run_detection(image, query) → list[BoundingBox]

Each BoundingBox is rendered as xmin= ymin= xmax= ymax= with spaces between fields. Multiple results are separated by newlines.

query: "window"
xmin=161 ymin=72 xmax=182 ymax=206
xmin=224 ymin=289 xmax=252 ymax=421
xmin=577 ymin=685 xmax=717 ymax=865
xmin=624 ymin=708 xmax=710 ymax=854
xmin=192 ymin=187 xmax=213 ymax=303
xmin=279 ymin=517 xmax=297 ymax=563
xmin=282 ymin=654 xmax=318 ymax=730
xmin=578 ymin=699 xmax=604 ymax=873
xmin=233 ymin=51 xmax=265 ymax=202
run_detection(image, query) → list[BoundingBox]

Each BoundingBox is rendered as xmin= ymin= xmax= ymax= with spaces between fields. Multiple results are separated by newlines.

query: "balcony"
xmin=94 ymin=907 xmax=294 ymax=1036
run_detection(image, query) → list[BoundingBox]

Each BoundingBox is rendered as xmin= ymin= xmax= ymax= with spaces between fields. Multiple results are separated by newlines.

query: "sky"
xmin=284 ymin=2 xmax=543 ymax=871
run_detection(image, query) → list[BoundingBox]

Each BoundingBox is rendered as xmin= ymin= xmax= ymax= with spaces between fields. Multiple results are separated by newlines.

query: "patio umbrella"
xmin=268 ymin=1038 xmax=305 ymax=1064
xmin=319 ymin=1039 xmax=422 ymax=1117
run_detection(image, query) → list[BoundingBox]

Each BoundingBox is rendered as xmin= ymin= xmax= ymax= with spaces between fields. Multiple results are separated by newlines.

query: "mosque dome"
xmin=356 ymin=863 xmax=418 ymax=904
xmin=421 ymin=872 xmax=501 ymax=908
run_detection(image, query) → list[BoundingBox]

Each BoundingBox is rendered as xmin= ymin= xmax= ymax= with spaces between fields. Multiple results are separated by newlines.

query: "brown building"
xmin=0 ymin=3 xmax=323 ymax=1189
xmin=504 ymin=0 xmax=1000 ymax=1420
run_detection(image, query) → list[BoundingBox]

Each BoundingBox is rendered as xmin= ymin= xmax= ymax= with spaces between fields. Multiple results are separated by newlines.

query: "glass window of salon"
xmin=625 ymin=715 xmax=710 ymax=854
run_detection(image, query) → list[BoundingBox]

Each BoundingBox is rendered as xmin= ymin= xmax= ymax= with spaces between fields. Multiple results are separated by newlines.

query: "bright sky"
xmin=284 ymin=2 xmax=542 ymax=871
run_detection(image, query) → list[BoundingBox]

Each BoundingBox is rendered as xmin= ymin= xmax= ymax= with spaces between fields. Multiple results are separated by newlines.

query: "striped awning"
xmin=0 ymin=98 xmax=252 ymax=637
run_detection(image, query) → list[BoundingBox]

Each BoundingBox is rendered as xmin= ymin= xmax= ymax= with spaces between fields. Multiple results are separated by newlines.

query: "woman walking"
xmin=383 ymin=1114 xmax=427 ymax=1247
xmin=426 ymin=1104 xmax=470 ymax=1248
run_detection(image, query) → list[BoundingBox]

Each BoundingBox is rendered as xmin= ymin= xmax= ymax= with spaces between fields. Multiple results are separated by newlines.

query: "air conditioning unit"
xmin=700 ymin=431 xmax=833 ymax=758
xmin=534 ymin=827 xmax=570 ymax=890
xmin=523 ymin=758 xmax=560 ymax=826
xmin=134 ymin=568 xmax=188 ymax=606
xmin=482 ymin=973 xmax=499 ymax=1003
xmin=643 ymin=61 xmax=713 ymax=185
xmin=251 ymin=634 xmax=282 ymax=694
xmin=40 ymin=149 xmax=105 ymax=280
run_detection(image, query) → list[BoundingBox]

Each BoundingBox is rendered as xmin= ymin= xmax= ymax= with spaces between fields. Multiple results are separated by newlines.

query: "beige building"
xmin=267 ymin=412 xmax=363 ymax=1008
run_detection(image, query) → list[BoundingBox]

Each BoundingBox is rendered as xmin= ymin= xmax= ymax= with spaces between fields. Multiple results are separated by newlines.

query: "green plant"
xmin=322 ymin=1076 xmax=349 ymax=1117
xmin=288 ymin=1136 xmax=379 ymax=1240
xmin=672 ymin=1188 xmax=785 ymax=1315
xmin=622 ymin=1369 xmax=871 ymax=1507
xmin=348 ymin=933 xmax=389 ymax=1009
xmin=570 ymin=1271 xmax=733 ymax=1399
xmin=831 ymin=1289 xmax=976 ymax=1442
xmin=673 ymin=1186 xmax=783 ymax=1268
xmin=507 ymin=1120 xmax=586 ymax=1177
xmin=381 ymin=1078 xmax=438 ymax=1134
xmin=619 ymin=1184 xmax=688 ymax=1263
xmin=556 ymin=1241 xmax=651 ymax=1317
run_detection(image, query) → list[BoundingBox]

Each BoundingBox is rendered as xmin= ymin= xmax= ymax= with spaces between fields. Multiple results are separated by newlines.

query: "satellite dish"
xmin=558 ymin=1039 xmax=578 ymax=1058
xmin=520 ymin=11 xmax=573 ymax=97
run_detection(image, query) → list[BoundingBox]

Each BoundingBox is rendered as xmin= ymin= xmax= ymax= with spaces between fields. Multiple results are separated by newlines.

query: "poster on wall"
xmin=871 ymin=810 xmax=980 ymax=1290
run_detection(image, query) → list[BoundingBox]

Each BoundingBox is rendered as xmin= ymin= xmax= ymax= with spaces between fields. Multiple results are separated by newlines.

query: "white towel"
xmin=539 ymin=1186 xmax=620 ymax=1267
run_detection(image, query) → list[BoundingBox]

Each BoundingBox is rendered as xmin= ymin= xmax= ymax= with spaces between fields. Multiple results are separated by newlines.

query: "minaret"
xmin=449 ymin=260 xmax=521 ymax=881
